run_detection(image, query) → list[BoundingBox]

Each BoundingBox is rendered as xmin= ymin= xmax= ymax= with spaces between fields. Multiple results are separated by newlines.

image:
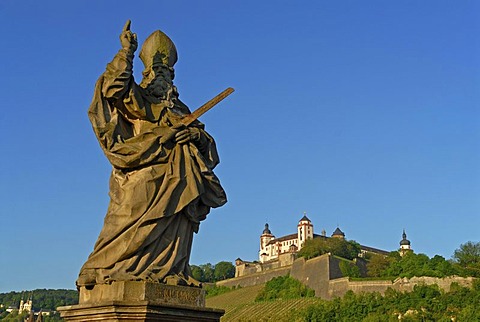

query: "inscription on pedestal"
xmin=145 ymin=283 xmax=205 ymax=307
xmin=79 ymin=281 xmax=205 ymax=307
xmin=152 ymin=285 xmax=203 ymax=306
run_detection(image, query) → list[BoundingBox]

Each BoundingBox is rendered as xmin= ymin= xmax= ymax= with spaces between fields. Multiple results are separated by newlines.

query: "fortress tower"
xmin=297 ymin=214 xmax=313 ymax=247
xmin=259 ymin=223 xmax=275 ymax=262
xmin=331 ymin=227 xmax=345 ymax=239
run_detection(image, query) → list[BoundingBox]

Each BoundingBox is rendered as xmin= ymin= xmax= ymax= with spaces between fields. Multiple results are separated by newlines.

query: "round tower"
xmin=259 ymin=223 xmax=274 ymax=261
xmin=297 ymin=214 xmax=313 ymax=248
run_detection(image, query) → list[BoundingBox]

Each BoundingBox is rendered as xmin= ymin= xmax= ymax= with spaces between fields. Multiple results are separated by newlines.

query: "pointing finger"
xmin=123 ymin=19 xmax=131 ymax=32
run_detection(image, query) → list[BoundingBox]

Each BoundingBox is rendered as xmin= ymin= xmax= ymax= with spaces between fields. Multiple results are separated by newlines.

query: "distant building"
xmin=19 ymin=293 xmax=33 ymax=314
xmin=6 ymin=306 xmax=16 ymax=313
xmin=2 ymin=294 xmax=51 ymax=322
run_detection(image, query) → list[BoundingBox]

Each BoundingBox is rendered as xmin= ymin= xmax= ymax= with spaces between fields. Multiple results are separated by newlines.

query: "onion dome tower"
xmin=399 ymin=229 xmax=412 ymax=256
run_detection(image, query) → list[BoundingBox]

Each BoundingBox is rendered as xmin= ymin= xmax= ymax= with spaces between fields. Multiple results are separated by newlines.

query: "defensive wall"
xmin=218 ymin=265 xmax=291 ymax=288
xmin=234 ymin=253 xmax=296 ymax=277
xmin=218 ymin=254 xmax=475 ymax=300
xmin=328 ymin=276 xmax=475 ymax=298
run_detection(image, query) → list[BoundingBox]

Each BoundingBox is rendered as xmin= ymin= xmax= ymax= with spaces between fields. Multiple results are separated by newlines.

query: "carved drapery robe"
xmin=77 ymin=48 xmax=226 ymax=286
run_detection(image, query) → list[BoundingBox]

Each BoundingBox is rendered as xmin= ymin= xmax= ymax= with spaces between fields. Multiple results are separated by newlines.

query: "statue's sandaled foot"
xmin=185 ymin=275 xmax=202 ymax=288
xmin=163 ymin=274 xmax=188 ymax=286
xmin=163 ymin=273 xmax=201 ymax=287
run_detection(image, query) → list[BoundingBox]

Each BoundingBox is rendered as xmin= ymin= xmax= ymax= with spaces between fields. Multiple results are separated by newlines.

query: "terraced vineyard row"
xmin=206 ymin=284 xmax=264 ymax=315
xmin=206 ymin=285 xmax=323 ymax=321
xmin=221 ymin=297 xmax=322 ymax=321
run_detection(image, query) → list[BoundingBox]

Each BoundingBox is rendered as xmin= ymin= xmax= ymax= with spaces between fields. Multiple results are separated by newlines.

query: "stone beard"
xmin=77 ymin=27 xmax=226 ymax=288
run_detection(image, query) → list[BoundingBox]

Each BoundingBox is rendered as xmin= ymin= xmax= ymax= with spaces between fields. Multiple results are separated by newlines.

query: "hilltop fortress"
xmin=258 ymin=215 xmax=394 ymax=263
xmin=217 ymin=215 xmax=473 ymax=299
xmin=235 ymin=215 xmax=404 ymax=278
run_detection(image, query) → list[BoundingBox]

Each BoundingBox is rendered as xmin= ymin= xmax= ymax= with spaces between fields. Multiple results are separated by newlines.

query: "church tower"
xmin=19 ymin=298 xmax=24 ymax=313
xmin=18 ymin=293 xmax=32 ymax=314
xmin=399 ymin=229 xmax=412 ymax=256
xmin=297 ymin=214 xmax=313 ymax=248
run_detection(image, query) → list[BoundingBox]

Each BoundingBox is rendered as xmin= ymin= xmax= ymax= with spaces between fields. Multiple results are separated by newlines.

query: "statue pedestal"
xmin=58 ymin=281 xmax=224 ymax=321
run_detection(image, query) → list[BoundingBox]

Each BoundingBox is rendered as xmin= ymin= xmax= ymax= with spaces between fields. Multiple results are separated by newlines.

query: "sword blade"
xmin=181 ymin=87 xmax=234 ymax=126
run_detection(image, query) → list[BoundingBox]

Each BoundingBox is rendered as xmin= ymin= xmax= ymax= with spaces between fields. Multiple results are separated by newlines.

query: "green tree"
xmin=200 ymin=263 xmax=215 ymax=282
xmin=428 ymin=255 xmax=459 ymax=277
xmin=213 ymin=261 xmax=235 ymax=281
xmin=190 ymin=265 xmax=204 ymax=282
xmin=453 ymin=241 xmax=480 ymax=277
xmin=366 ymin=253 xmax=394 ymax=277
xmin=339 ymin=260 xmax=361 ymax=278
xmin=366 ymin=251 xmax=462 ymax=279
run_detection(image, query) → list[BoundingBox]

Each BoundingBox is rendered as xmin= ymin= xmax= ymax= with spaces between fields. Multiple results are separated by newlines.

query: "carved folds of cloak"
xmin=77 ymin=50 xmax=226 ymax=286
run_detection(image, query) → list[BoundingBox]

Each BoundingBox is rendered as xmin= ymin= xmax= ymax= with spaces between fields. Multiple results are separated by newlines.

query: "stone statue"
xmin=76 ymin=20 xmax=227 ymax=288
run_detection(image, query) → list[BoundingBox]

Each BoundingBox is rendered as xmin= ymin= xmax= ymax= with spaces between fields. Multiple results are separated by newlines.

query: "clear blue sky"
xmin=0 ymin=1 xmax=478 ymax=292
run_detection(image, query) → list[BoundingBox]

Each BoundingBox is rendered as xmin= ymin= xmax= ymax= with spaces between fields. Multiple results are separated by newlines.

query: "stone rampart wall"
xmin=235 ymin=253 xmax=297 ymax=277
xmin=217 ymin=266 xmax=291 ymax=288
xmin=328 ymin=278 xmax=393 ymax=298
xmin=290 ymin=255 xmax=333 ymax=299
xmin=392 ymin=276 xmax=474 ymax=292
xmin=222 ymin=255 xmax=476 ymax=300
xmin=328 ymin=276 xmax=475 ymax=299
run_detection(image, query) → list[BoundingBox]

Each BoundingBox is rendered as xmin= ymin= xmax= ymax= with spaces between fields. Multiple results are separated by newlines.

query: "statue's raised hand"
xmin=120 ymin=20 xmax=138 ymax=53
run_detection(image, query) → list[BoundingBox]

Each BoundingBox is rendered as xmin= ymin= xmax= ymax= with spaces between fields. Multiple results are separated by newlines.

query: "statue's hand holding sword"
xmin=160 ymin=87 xmax=235 ymax=145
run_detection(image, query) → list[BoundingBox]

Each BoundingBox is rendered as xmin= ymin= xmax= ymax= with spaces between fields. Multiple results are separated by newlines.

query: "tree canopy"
xmin=190 ymin=260 xmax=235 ymax=283
xmin=0 ymin=289 xmax=77 ymax=312
xmin=453 ymin=241 xmax=480 ymax=277
xmin=366 ymin=242 xmax=480 ymax=278
xmin=297 ymin=237 xmax=361 ymax=260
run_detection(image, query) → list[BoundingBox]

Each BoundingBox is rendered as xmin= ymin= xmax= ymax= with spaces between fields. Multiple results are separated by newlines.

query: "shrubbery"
xmin=339 ymin=260 xmax=361 ymax=278
xmin=204 ymin=285 xmax=235 ymax=298
xmin=366 ymin=251 xmax=467 ymax=278
xmin=292 ymin=281 xmax=480 ymax=321
xmin=297 ymin=238 xmax=480 ymax=281
xmin=255 ymin=275 xmax=315 ymax=301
